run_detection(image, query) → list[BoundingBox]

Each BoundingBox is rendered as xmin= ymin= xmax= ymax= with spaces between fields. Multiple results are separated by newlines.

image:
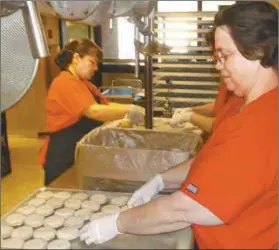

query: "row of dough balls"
xmin=1 ymin=238 xmax=71 ymax=249
xmin=34 ymin=191 xmax=128 ymax=207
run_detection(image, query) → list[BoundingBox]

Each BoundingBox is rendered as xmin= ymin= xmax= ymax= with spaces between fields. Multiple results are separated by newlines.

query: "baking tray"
xmin=1 ymin=187 xmax=193 ymax=249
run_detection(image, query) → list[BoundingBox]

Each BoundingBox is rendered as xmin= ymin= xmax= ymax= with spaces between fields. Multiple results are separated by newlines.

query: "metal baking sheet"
xmin=1 ymin=187 xmax=193 ymax=249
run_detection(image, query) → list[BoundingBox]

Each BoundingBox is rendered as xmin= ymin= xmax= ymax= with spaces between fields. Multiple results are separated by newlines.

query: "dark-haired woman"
xmin=40 ymin=39 xmax=144 ymax=185
xmin=79 ymin=2 xmax=278 ymax=249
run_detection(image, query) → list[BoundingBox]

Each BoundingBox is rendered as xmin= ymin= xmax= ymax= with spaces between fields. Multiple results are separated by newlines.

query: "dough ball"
xmin=1 ymin=238 xmax=24 ymax=249
xmin=81 ymin=200 xmax=100 ymax=212
xmin=64 ymin=216 xmax=84 ymax=229
xmin=90 ymin=212 xmax=105 ymax=221
xmin=71 ymin=193 xmax=88 ymax=201
xmin=46 ymin=198 xmax=64 ymax=209
xmin=23 ymin=239 xmax=47 ymax=249
xmin=36 ymin=204 xmax=54 ymax=217
xmin=5 ymin=213 xmax=25 ymax=227
xmin=11 ymin=225 xmax=33 ymax=240
xmin=16 ymin=205 xmax=36 ymax=216
xmin=101 ymin=205 xmax=121 ymax=214
xmin=24 ymin=214 xmax=44 ymax=228
xmin=47 ymin=239 xmax=71 ymax=249
xmin=64 ymin=199 xmax=81 ymax=210
xmin=110 ymin=196 xmax=129 ymax=207
xmin=36 ymin=191 xmax=54 ymax=200
xmin=53 ymin=191 xmax=71 ymax=200
xmin=55 ymin=208 xmax=75 ymax=219
xmin=33 ymin=226 xmax=56 ymax=241
xmin=90 ymin=194 xmax=108 ymax=205
xmin=74 ymin=209 xmax=92 ymax=221
xmin=28 ymin=198 xmax=46 ymax=207
xmin=44 ymin=215 xmax=64 ymax=229
xmin=1 ymin=224 xmax=13 ymax=239
xmin=56 ymin=226 xmax=79 ymax=241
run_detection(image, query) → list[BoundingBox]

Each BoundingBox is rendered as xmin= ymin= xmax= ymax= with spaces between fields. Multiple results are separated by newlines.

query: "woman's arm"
xmin=118 ymin=191 xmax=223 ymax=235
xmin=190 ymin=113 xmax=215 ymax=133
xmin=82 ymin=104 xmax=131 ymax=122
xmin=192 ymin=102 xmax=215 ymax=116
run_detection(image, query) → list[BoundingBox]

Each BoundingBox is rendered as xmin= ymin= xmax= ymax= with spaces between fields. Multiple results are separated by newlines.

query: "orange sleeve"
xmin=181 ymin=121 xmax=268 ymax=224
xmin=53 ymin=78 xmax=96 ymax=118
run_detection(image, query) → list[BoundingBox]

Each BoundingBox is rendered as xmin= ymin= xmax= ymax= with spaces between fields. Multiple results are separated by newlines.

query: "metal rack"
xmin=152 ymin=11 xmax=220 ymax=113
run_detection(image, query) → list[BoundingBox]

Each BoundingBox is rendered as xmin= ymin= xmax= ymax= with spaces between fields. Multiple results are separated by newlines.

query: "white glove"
xmin=127 ymin=174 xmax=164 ymax=208
xmin=170 ymin=108 xmax=193 ymax=128
xmin=79 ymin=213 xmax=121 ymax=245
xmin=126 ymin=105 xmax=145 ymax=124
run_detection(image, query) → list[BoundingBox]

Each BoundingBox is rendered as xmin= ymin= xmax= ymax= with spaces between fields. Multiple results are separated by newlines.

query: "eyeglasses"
xmin=211 ymin=50 xmax=237 ymax=64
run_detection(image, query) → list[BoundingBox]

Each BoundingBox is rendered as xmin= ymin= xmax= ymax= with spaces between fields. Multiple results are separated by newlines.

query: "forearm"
xmin=117 ymin=191 xmax=223 ymax=235
xmin=83 ymin=104 xmax=131 ymax=122
xmin=161 ymin=158 xmax=194 ymax=190
xmin=192 ymin=102 xmax=215 ymax=116
xmin=190 ymin=113 xmax=215 ymax=133
xmin=117 ymin=194 xmax=190 ymax=235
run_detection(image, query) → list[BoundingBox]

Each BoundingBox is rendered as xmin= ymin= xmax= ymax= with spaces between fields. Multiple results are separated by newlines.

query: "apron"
xmin=43 ymin=91 xmax=103 ymax=186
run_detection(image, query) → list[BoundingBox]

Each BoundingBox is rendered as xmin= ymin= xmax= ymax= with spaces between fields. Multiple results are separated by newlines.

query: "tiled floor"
xmin=1 ymin=135 xmax=78 ymax=216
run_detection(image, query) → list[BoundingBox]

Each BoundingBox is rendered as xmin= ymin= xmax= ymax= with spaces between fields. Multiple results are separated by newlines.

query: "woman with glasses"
xmin=80 ymin=2 xmax=278 ymax=249
xmin=40 ymin=39 xmax=145 ymax=186
xmin=170 ymin=31 xmax=242 ymax=134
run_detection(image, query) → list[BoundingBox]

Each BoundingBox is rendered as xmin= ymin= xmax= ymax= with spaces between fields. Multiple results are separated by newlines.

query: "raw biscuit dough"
xmin=36 ymin=191 xmax=54 ymax=200
xmin=16 ymin=205 xmax=36 ymax=216
xmin=110 ymin=196 xmax=129 ymax=207
xmin=56 ymin=226 xmax=79 ymax=240
xmin=28 ymin=198 xmax=46 ymax=207
xmin=47 ymin=239 xmax=71 ymax=249
xmin=47 ymin=198 xmax=64 ymax=209
xmin=44 ymin=215 xmax=64 ymax=229
xmin=11 ymin=225 xmax=33 ymax=240
xmin=81 ymin=200 xmax=100 ymax=211
xmin=74 ymin=208 xmax=92 ymax=221
xmin=23 ymin=238 xmax=47 ymax=249
xmin=33 ymin=227 xmax=56 ymax=241
xmin=1 ymin=238 xmax=24 ymax=249
xmin=64 ymin=216 xmax=84 ymax=229
xmin=90 ymin=212 xmax=105 ymax=221
xmin=55 ymin=208 xmax=75 ymax=219
xmin=5 ymin=213 xmax=25 ymax=227
xmin=53 ymin=191 xmax=71 ymax=200
xmin=64 ymin=199 xmax=81 ymax=210
xmin=24 ymin=214 xmax=44 ymax=228
xmin=36 ymin=204 xmax=54 ymax=217
xmin=1 ymin=225 xmax=13 ymax=239
xmin=90 ymin=194 xmax=108 ymax=205
xmin=71 ymin=192 xmax=88 ymax=201
xmin=101 ymin=204 xmax=121 ymax=214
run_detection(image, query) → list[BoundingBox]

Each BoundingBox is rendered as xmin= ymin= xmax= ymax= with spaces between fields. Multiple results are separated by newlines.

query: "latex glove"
xmin=80 ymin=213 xmax=121 ymax=245
xmin=170 ymin=109 xmax=193 ymax=128
xmin=127 ymin=174 xmax=164 ymax=208
xmin=126 ymin=105 xmax=145 ymax=125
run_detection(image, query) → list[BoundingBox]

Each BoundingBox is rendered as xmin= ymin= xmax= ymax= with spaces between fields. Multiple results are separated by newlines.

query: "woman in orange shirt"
xmin=40 ymin=39 xmax=144 ymax=185
xmin=79 ymin=2 xmax=278 ymax=249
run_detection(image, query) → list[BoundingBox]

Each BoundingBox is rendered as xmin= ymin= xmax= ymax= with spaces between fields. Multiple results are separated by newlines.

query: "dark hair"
xmin=55 ymin=38 xmax=103 ymax=70
xmin=208 ymin=1 xmax=278 ymax=70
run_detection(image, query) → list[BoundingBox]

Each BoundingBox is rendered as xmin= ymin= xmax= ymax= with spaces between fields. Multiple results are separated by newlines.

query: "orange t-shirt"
xmin=39 ymin=71 xmax=108 ymax=165
xmin=181 ymin=88 xmax=278 ymax=249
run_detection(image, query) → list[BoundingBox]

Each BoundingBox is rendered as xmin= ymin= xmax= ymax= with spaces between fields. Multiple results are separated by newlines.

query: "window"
xmin=103 ymin=1 xmax=236 ymax=60
xmin=202 ymin=1 xmax=235 ymax=11
xmin=64 ymin=21 xmax=91 ymax=43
